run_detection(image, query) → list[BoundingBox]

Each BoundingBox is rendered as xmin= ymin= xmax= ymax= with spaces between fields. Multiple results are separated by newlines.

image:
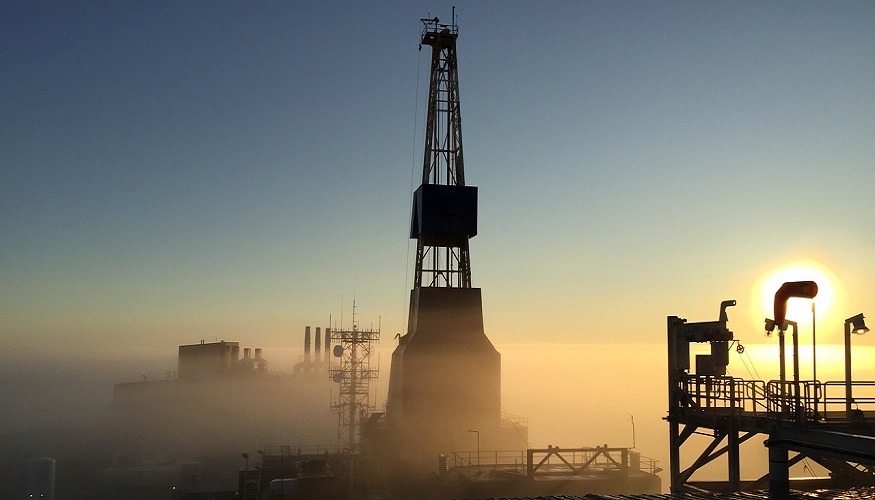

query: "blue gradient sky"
xmin=3 ymin=1 xmax=874 ymax=364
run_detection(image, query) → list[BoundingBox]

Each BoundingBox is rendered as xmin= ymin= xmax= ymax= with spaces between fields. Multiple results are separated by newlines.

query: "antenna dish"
xmin=332 ymin=373 xmax=342 ymax=383
xmin=333 ymin=345 xmax=344 ymax=358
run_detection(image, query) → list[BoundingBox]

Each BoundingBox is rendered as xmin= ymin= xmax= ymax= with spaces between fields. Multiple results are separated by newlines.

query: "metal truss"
xmin=412 ymin=16 xmax=471 ymax=290
xmin=329 ymin=323 xmax=380 ymax=452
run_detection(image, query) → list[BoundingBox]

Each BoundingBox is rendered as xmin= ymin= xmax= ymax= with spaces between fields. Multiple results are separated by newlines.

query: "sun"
xmin=752 ymin=260 xmax=839 ymax=328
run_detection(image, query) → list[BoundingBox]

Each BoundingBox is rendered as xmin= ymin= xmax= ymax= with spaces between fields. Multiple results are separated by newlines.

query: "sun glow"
xmin=752 ymin=260 xmax=840 ymax=331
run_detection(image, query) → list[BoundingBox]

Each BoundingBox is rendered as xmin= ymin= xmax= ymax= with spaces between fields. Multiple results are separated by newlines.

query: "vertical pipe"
xmin=779 ymin=331 xmax=786 ymax=418
xmin=728 ymin=428 xmax=740 ymax=491
xmin=845 ymin=321 xmax=853 ymax=416
xmin=305 ymin=326 xmax=311 ymax=363
xmin=667 ymin=316 xmax=682 ymax=493
xmin=315 ymin=327 xmax=321 ymax=357
xmin=324 ymin=328 xmax=331 ymax=363
xmin=812 ymin=302 xmax=818 ymax=421
xmin=811 ymin=302 xmax=817 ymax=383
xmin=768 ymin=445 xmax=789 ymax=499
xmin=792 ymin=323 xmax=801 ymax=425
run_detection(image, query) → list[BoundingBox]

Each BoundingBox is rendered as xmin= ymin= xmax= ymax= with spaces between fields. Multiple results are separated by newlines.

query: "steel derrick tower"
xmin=385 ymin=15 xmax=500 ymax=465
xmin=412 ymin=15 xmax=474 ymax=289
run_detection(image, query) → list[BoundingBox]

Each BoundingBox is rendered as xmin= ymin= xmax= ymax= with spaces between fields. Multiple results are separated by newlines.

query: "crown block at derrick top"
xmin=410 ymin=184 xmax=478 ymax=246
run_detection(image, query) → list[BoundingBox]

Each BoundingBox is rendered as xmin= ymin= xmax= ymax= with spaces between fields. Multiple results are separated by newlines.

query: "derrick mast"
xmin=411 ymin=15 xmax=475 ymax=289
xmin=384 ymin=15 xmax=500 ymax=466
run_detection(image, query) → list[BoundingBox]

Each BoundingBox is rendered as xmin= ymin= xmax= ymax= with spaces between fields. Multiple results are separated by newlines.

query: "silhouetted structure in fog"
xmin=112 ymin=337 xmax=333 ymax=460
xmin=668 ymin=293 xmax=875 ymax=496
xmin=329 ymin=320 xmax=380 ymax=453
xmin=293 ymin=326 xmax=331 ymax=377
xmin=178 ymin=340 xmax=267 ymax=380
xmin=376 ymin=15 xmax=503 ymax=465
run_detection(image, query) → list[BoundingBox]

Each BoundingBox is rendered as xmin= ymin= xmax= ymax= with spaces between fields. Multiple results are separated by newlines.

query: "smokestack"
xmin=315 ymin=327 xmax=322 ymax=357
xmin=305 ymin=326 xmax=311 ymax=362
xmin=243 ymin=348 xmax=251 ymax=359
xmin=324 ymin=327 xmax=331 ymax=363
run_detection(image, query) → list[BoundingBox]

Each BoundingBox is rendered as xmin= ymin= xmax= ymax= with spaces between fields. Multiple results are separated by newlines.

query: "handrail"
xmin=501 ymin=411 xmax=529 ymax=428
xmin=676 ymin=374 xmax=875 ymax=426
xmin=258 ymin=444 xmax=340 ymax=456
xmin=446 ymin=446 xmax=661 ymax=476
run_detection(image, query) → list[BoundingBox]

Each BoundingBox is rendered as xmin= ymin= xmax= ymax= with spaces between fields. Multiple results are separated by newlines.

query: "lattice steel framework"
xmin=329 ymin=321 xmax=380 ymax=452
xmin=413 ymin=16 xmax=471 ymax=289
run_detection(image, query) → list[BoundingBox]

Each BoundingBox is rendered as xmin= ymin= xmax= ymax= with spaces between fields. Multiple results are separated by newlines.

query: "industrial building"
xmin=111 ymin=336 xmax=335 ymax=480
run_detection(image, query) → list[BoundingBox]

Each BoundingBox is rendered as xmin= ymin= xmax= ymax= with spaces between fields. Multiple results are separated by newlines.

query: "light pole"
xmin=467 ymin=429 xmax=480 ymax=466
xmin=812 ymin=302 xmax=817 ymax=383
xmin=844 ymin=313 xmax=869 ymax=417
xmin=241 ymin=453 xmax=249 ymax=499
xmin=626 ymin=414 xmax=636 ymax=449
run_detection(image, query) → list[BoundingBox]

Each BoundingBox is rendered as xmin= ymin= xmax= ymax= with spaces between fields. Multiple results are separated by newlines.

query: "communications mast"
xmin=329 ymin=304 xmax=379 ymax=453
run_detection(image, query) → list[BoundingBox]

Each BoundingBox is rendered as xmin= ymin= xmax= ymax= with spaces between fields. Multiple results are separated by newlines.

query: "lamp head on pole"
xmin=846 ymin=313 xmax=869 ymax=335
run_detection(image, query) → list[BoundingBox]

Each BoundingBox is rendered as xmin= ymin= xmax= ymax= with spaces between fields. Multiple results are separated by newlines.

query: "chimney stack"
xmin=305 ymin=326 xmax=312 ymax=362
xmin=315 ymin=327 xmax=322 ymax=357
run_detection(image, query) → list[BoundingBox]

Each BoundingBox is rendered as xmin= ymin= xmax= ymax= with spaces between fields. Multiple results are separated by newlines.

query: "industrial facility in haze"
xmin=367 ymin=13 xmax=507 ymax=464
xmin=237 ymin=16 xmax=660 ymax=498
xmin=22 ymin=15 xmax=666 ymax=500
xmin=107 ymin=334 xmax=336 ymax=496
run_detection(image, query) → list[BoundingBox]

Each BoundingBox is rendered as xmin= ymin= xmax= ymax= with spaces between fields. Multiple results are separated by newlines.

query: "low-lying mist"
xmin=2 ymin=339 xmax=873 ymax=495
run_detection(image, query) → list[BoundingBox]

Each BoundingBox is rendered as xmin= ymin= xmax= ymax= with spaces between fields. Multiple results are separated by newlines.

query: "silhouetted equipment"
xmin=178 ymin=340 xmax=267 ymax=379
xmin=773 ymin=280 xmax=818 ymax=328
xmin=113 ymin=340 xmax=336 ymax=465
xmin=844 ymin=313 xmax=869 ymax=416
xmin=315 ymin=326 xmax=322 ymax=356
xmin=294 ymin=326 xmax=331 ymax=376
xmin=252 ymin=447 xmax=344 ymax=500
xmin=329 ymin=309 xmax=380 ymax=452
xmin=668 ymin=297 xmax=875 ymax=497
xmin=384 ymin=14 xmax=501 ymax=464
xmin=305 ymin=326 xmax=312 ymax=362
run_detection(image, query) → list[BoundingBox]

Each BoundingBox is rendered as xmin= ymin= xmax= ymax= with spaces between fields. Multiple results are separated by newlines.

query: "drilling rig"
xmin=382 ymin=14 xmax=501 ymax=465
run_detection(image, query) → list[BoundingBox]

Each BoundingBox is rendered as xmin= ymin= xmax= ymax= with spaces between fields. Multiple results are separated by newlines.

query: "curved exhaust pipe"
xmin=774 ymin=281 xmax=818 ymax=328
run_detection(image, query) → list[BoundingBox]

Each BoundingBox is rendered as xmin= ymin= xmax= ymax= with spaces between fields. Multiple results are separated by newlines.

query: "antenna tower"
xmin=329 ymin=300 xmax=380 ymax=452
